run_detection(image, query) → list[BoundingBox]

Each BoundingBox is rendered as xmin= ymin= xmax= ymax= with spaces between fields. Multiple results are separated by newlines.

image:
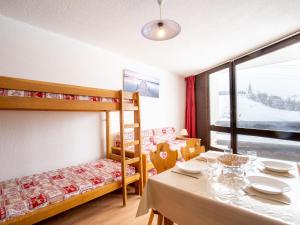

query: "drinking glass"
xmin=212 ymin=173 xmax=246 ymax=203
xmin=247 ymin=150 xmax=257 ymax=171
xmin=224 ymin=147 xmax=233 ymax=155
xmin=206 ymin=158 xmax=218 ymax=181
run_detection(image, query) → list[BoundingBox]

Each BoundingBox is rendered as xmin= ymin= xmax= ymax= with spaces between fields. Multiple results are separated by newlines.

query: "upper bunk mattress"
xmin=0 ymin=159 xmax=135 ymax=223
xmin=0 ymin=89 xmax=133 ymax=103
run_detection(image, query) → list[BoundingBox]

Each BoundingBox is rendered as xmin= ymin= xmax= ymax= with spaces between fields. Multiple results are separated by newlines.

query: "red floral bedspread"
xmin=0 ymin=159 xmax=135 ymax=223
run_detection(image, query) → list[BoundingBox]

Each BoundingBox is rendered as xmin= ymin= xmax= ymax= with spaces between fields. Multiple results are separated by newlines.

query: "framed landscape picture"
xmin=123 ymin=69 xmax=159 ymax=98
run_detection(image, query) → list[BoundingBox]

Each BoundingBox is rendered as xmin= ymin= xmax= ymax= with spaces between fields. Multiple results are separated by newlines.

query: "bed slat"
xmin=125 ymin=157 xmax=140 ymax=165
xmin=124 ymin=123 xmax=140 ymax=128
xmin=124 ymin=140 xmax=139 ymax=147
xmin=0 ymin=96 xmax=119 ymax=111
xmin=123 ymin=103 xmax=138 ymax=111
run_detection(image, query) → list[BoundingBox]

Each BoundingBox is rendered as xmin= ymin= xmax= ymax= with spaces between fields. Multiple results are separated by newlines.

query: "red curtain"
xmin=185 ymin=76 xmax=196 ymax=138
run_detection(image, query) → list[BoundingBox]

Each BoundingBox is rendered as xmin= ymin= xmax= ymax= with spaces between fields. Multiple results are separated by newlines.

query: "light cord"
xmin=158 ymin=0 xmax=163 ymax=20
xmin=160 ymin=4 xmax=162 ymax=20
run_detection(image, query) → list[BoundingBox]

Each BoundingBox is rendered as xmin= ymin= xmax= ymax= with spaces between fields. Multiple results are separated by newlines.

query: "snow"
xmin=213 ymin=95 xmax=300 ymax=147
xmin=218 ymin=95 xmax=300 ymax=122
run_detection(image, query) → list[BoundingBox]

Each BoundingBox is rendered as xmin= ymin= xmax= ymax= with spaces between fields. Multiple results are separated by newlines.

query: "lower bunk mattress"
xmin=0 ymin=159 xmax=135 ymax=223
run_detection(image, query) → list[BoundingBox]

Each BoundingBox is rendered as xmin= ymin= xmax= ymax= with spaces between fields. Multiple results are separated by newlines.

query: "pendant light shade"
xmin=141 ymin=19 xmax=181 ymax=41
xmin=141 ymin=0 xmax=181 ymax=41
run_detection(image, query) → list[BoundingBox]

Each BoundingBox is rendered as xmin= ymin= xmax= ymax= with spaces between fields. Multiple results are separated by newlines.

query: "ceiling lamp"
xmin=141 ymin=0 xmax=181 ymax=41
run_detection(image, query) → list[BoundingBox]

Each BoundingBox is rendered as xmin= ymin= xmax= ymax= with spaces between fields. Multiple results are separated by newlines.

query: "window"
xmin=210 ymin=131 xmax=231 ymax=150
xmin=237 ymin=135 xmax=300 ymax=162
xmin=236 ymin=42 xmax=300 ymax=133
xmin=206 ymin=34 xmax=300 ymax=161
xmin=209 ymin=68 xmax=230 ymax=127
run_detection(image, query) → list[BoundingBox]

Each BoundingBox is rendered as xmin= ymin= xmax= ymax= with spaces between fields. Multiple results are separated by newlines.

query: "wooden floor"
xmin=37 ymin=190 xmax=151 ymax=225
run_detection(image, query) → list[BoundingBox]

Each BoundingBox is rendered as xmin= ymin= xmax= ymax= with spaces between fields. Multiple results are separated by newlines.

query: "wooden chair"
xmin=148 ymin=143 xmax=178 ymax=225
xmin=181 ymin=139 xmax=205 ymax=161
xmin=150 ymin=143 xmax=178 ymax=174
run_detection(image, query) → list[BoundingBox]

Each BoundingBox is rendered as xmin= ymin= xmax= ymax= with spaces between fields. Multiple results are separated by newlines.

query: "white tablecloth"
xmin=137 ymin=157 xmax=300 ymax=225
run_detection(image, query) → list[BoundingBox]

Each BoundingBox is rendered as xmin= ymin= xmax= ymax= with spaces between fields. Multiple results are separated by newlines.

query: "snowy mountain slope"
xmin=218 ymin=95 xmax=300 ymax=122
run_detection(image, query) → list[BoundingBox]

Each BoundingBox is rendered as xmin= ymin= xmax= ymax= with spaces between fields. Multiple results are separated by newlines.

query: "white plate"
xmin=200 ymin=151 xmax=223 ymax=160
xmin=260 ymin=160 xmax=294 ymax=173
xmin=246 ymin=175 xmax=291 ymax=195
xmin=176 ymin=162 xmax=204 ymax=174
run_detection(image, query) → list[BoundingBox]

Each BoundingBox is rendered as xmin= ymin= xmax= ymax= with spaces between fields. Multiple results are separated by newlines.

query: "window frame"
xmin=206 ymin=33 xmax=300 ymax=153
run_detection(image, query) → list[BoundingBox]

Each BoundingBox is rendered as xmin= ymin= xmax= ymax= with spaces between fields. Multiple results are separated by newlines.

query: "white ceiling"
xmin=0 ymin=0 xmax=300 ymax=76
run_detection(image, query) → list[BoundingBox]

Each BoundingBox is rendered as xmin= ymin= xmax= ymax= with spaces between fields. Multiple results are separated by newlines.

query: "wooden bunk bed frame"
xmin=0 ymin=76 xmax=143 ymax=225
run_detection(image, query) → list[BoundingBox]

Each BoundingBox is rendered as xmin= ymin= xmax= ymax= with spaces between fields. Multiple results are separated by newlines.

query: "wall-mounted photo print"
xmin=123 ymin=70 xmax=159 ymax=98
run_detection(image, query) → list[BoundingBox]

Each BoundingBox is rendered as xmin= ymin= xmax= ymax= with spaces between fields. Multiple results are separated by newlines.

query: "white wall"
xmin=0 ymin=15 xmax=185 ymax=181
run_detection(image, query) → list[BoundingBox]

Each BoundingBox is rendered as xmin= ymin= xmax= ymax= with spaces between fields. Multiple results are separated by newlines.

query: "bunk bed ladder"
xmin=120 ymin=90 xmax=143 ymax=206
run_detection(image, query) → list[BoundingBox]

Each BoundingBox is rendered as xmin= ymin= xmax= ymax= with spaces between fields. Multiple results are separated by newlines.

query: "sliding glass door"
xmin=207 ymin=35 xmax=300 ymax=161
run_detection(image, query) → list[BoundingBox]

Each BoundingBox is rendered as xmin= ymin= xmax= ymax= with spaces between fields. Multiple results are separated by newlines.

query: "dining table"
xmin=136 ymin=151 xmax=300 ymax=225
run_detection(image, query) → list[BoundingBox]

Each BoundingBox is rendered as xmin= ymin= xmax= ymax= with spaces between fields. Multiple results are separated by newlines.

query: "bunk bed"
xmin=0 ymin=76 xmax=143 ymax=225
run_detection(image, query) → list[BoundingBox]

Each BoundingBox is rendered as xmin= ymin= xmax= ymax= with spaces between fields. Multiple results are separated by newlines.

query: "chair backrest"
xmin=150 ymin=143 xmax=178 ymax=174
xmin=181 ymin=139 xmax=205 ymax=161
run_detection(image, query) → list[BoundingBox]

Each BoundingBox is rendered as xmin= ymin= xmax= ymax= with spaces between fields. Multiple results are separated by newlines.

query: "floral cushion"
xmin=153 ymin=127 xmax=176 ymax=144
xmin=114 ymin=129 xmax=155 ymax=147
xmin=148 ymin=168 xmax=157 ymax=177
xmin=0 ymin=159 xmax=135 ymax=223
xmin=167 ymin=139 xmax=186 ymax=151
xmin=114 ymin=130 xmax=134 ymax=147
xmin=113 ymin=127 xmax=187 ymax=162
xmin=113 ymin=127 xmax=177 ymax=147
xmin=141 ymin=129 xmax=155 ymax=146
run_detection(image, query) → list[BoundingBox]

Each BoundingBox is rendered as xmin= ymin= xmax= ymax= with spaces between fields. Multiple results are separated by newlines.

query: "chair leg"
xmin=135 ymin=181 xmax=140 ymax=195
xmin=147 ymin=209 xmax=154 ymax=225
xmin=157 ymin=213 xmax=163 ymax=225
xmin=164 ymin=217 xmax=174 ymax=225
